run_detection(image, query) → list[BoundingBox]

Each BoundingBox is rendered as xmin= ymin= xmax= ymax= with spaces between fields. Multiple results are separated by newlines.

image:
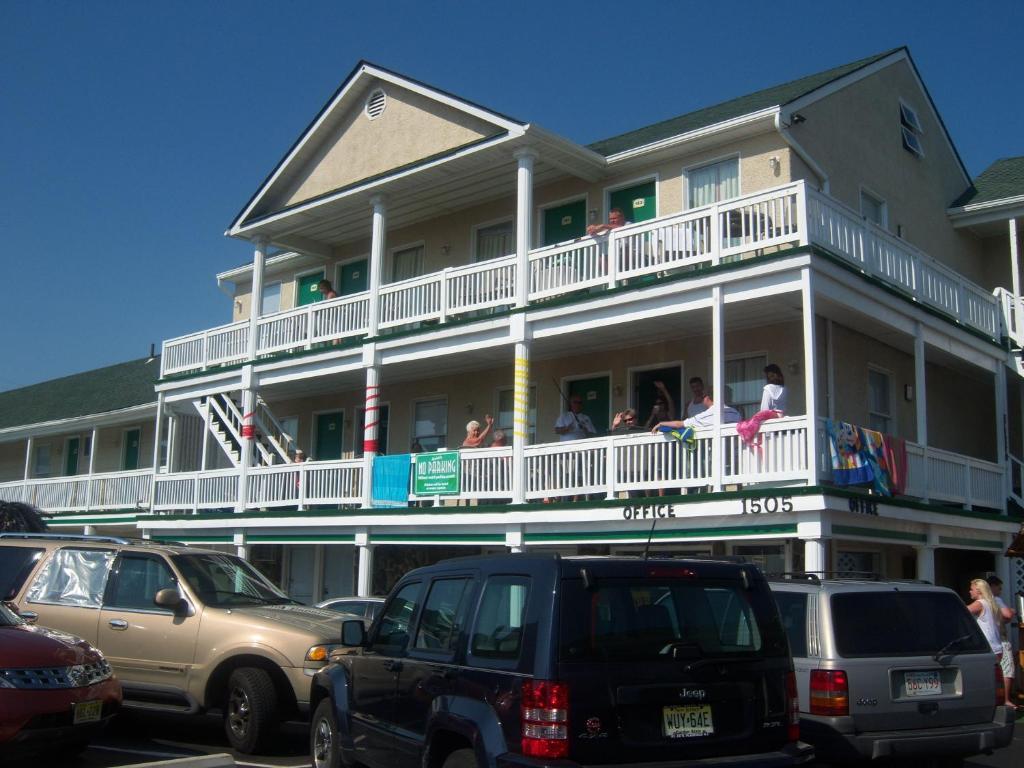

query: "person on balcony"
xmin=643 ymin=381 xmax=676 ymax=430
xmin=317 ymin=279 xmax=338 ymax=300
xmin=586 ymin=207 xmax=629 ymax=236
xmin=686 ymin=377 xmax=709 ymax=418
xmin=461 ymin=415 xmax=494 ymax=448
xmin=651 ymin=390 xmax=741 ymax=432
xmin=554 ymin=395 xmax=597 ymax=441
xmin=759 ymin=363 xmax=787 ymax=414
xmin=610 ymin=409 xmax=645 ymax=434
xmin=490 ymin=429 xmax=508 ymax=447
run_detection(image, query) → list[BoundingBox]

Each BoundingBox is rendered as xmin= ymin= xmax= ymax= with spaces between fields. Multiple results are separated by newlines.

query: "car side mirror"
xmin=342 ymin=619 xmax=366 ymax=647
xmin=154 ymin=588 xmax=186 ymax=612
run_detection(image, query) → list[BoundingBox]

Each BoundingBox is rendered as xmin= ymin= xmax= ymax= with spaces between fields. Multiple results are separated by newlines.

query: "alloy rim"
xmin=313 ymin=717 xmax=333 ymax=767
xmin=227 ymin=686 xmax=251 ymax=737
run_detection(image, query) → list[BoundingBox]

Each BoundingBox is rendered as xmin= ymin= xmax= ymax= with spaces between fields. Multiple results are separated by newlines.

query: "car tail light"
xmin=785 ymin=671 xmax=800 ymax=742
xmin=995 ymin=663 xmax=1005 ymax=707
xmin=521 ymin=680 xmax=569 ymax=759
xmin=809 ymin=669 xmax=849 ymax=716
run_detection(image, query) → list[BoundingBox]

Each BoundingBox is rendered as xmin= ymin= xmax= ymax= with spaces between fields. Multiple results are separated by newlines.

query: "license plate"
xmin=904 ymin=670 xmax=942 ymax=697
xmin=662 ymin=704 xmax=714 ymax=738
xmin=73 ymin=699 xmax=103 ymax=724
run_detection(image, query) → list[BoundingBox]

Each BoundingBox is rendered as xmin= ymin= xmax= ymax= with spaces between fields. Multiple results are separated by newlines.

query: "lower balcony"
xmin=0 ymin=469 xmax=152 ymax=514
xmin=146 ymin=416 xmax=1006 ymax=515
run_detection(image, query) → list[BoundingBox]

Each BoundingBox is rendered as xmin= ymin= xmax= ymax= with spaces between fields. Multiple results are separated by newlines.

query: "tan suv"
xmin=0 ymin=533 xmax=347 ymax=754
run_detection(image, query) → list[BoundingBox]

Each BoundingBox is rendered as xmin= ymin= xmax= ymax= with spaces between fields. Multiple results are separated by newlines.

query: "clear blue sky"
xmin=2 ymin=1 xmax=1021 ymax=391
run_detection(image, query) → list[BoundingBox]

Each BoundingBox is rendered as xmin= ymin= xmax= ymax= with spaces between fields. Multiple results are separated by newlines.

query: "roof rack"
xmin=0 ymin=532 xmax=131 ymax=545
xmin=768 ymin=571 xmax=933 ymax=585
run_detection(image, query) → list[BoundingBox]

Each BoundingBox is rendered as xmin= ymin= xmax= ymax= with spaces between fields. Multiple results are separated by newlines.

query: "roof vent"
xmin=365 ymin=89 xmax=387 ymax=120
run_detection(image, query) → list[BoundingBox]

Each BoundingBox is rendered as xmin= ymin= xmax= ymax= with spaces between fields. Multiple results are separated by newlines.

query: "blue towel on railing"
xmin=371 ymin=454 xmax=411 ymax=508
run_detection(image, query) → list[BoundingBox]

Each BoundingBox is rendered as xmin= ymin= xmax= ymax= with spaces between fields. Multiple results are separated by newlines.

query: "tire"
xmin=311 ymin=699 xmax=342 ymax=768
xmin=441 ymin=747 xmax=479 ymax=768
xmin=223 ymin=667 xmax=279 ymax=754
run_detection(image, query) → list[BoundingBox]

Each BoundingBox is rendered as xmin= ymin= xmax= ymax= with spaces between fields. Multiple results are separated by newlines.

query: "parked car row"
xmin=0 ymin=532 xmax=1017 ymax=767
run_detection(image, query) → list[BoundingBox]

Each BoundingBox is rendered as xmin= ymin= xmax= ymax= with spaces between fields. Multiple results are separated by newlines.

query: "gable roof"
xmin=588 ymin=48 xmax=903 ymax=157
xmin=951 ymin=157 xmax=1024 ymax=208
xmin=0 ymin=357 xmax=159 ymax=431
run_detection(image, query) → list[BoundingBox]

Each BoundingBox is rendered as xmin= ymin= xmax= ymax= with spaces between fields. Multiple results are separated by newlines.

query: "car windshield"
xmin=172 ymin=553 xmax=297 ymax=608
xmin=831 ymin=591 xmax=990 ymax=657
xmin=560 ymin=576 xmax=785 ymax=661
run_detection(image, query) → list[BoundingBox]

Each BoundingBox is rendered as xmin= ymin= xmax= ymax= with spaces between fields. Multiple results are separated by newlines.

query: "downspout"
xmin=775 ymin=111 xmax=829 ymax=195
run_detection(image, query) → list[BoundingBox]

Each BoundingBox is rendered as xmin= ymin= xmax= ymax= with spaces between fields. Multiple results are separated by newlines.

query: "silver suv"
xmin=769 ymin=575 xmax=1014 ymax=766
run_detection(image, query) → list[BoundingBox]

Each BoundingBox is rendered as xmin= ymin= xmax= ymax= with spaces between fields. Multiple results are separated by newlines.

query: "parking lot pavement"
xmin=15 ymin=710 xmax=312 ymax=768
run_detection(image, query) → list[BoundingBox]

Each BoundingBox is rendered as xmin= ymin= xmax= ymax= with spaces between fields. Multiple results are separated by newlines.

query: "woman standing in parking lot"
xmin=968 ymin=578 xmax=1005 ymax=662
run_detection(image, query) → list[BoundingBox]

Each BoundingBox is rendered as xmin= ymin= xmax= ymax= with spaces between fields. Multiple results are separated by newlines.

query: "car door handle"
xmin=384 ymin=659 xmax=403 ymax=672
xmin=108 ymin=619 xmax=128 ymax=630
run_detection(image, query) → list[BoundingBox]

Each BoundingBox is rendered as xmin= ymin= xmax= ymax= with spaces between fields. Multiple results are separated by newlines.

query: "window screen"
xmin=26 ymin=548 xmax=115 ymax=607
xmin=471 ymin=575 xmax=530 ymax=659
xmin=415 ymin=578 xmax=471 ymax=651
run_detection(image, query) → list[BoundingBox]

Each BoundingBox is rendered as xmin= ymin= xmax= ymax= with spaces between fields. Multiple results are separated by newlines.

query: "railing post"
xmin=605 ymin=436 xmax=617 ymax=500
xmin=802 ymin=268 xmax=819 ymax=487
xmin=795 ymin=180 xmax=810 ymax=247
xmin=710 ymin=202 xmax=722 ymax=267
xmin=305 ymin=304 xmax=315 ymax=350
xmin=201 ymin=331 xmax=210 ymax=371
xmin=606 ymin=234 xmax=617 ymax=289
xmin=439 ymin=270 xmax=450 ymax=324
xmin=193 ymin=474 xmax=200 ymax=515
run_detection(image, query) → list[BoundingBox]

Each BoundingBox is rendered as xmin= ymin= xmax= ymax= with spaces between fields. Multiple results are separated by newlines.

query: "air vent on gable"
xmin=365 ymin=89 xmax=387 ymax=120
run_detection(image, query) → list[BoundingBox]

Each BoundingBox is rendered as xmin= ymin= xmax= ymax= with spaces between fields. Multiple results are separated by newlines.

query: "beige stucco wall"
xmin=275 ymin=80 xmax=501 ymax=211
xmin=792 ymin=59 xmax=986 ymax=283
xmin=0 ymin=442 xmax=25 ymax=483
xmin=0 ymin=424 xmax=157 ymax=483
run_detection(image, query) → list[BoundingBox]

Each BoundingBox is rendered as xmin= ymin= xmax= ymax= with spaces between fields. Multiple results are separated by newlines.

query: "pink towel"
xmin=737 ymin=409 xmax=782 ymax=446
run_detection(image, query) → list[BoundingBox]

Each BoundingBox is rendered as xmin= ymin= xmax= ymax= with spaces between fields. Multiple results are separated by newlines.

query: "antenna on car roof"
xmin=642 ymin=516 xmax=658 ymax=561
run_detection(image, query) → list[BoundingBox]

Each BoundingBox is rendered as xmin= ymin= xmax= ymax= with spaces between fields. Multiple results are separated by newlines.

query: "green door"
xmin=65 ymin=437 xmax=80 ymax=475
xmin=543 ymin=199 xmax=586 ymax=245
xmin=297 ymin=270 xmax=326 ymax=307
xmin=123 ymin=429 xmax=141 ymax=471
xmin=609 ymin=180 xmax=657 ymax=225
xmin=315 ymin=412 xmax=344 ymax=460
xmin=338 ymin=260 xmax=368 ymax=296
xmin=568 ymin=376 xmax=610 ymax=434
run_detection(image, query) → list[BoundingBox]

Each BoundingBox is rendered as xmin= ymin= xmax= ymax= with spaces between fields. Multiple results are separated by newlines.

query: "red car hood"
xmin=0 ymin=625 xmax=97 ymax=668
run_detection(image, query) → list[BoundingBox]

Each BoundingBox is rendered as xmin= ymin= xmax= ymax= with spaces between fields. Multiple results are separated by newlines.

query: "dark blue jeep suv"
xmin=309 ymin=554 xmax=813 ymax=768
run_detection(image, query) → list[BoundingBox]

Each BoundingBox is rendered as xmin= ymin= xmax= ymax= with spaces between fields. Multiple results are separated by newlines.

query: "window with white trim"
xmin=899 ymin=101 xmax=924 ymax=158
xmin=859 ymin=189 xmax=887 ymax=229
xmin=725 ymin=354 xmax=768 ymax=419
xmin=687 ymin=157 xmax=739 ymax=208
xmin=413 ymin=398 xmax=448 ymax=452
xmin=389 ymin=245 xmax=424 ymax=282
xmin=474 ymin=220 xmax=514 ymax=263
xmin=496 ymin=385 xmax=537 ymax=444
xmin=261 ymin=281 xmax=282 ymax=315
xmin=867 ymin=368 xmax=892 ymax=433
xmin=34 ymin=445 xmax=51 ymax=478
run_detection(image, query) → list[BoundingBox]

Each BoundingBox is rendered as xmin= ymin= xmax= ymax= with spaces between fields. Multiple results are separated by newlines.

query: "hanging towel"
xmin=859 ymin=427 xmax=893 ymax=496
xmin=826 ymin=420 xmax=874 ymax=486
xmin=371 ymin=453 xmax=412 ymax=508
xmin=883 ymin=435 xmax=907 ymax=495
xmin=737 ymin=409 xmax=782 ymax=446
xmin=657 ymin=425 xmax=696 ymax=450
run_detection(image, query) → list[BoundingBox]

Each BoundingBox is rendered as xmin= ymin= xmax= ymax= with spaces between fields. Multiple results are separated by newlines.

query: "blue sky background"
xmin=2 ymin=1 xmax=1021 ymax=391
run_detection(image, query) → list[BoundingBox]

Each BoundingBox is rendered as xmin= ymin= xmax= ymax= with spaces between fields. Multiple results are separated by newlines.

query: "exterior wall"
xmin=276 ymin=80 xmax=500 ymax=210
xmin=0 ymin=442 xmax=25 ymax=482
xmin=978 ymin=232 xmax=1013 ymax=294
xmin=792 ymin=59 xmax=987 ymax=284
xmin=0 ymin=423 xmax=158 ymax=481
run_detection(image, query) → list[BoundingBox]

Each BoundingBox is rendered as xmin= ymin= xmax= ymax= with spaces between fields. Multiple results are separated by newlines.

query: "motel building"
xmin=2 ymin=47 xmax=1023 ymax=601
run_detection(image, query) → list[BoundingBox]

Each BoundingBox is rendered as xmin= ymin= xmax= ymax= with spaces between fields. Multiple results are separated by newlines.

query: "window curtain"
xmin=688 ymin=158 xmax=739 ymax=208
xmin=476 ymin=222 xmax=515 ymax=262
xmin=391 ymin=246 xmax=424 ymax=282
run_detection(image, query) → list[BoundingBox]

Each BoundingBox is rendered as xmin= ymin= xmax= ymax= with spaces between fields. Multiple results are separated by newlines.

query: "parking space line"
xmin=91 ymin=744 xmax=197 ymax=759
xmin=235 ymin=763 xmax=311 ymax=768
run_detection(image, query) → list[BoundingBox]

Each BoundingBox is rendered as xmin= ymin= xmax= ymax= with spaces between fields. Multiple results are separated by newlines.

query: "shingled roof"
xmin=0 ymin=357 xmax=159 ymax=431
xmin=951 ymin=157 xmax=1024 ymax=208
xmin=588 ymin=48 xmax=902 ymax=157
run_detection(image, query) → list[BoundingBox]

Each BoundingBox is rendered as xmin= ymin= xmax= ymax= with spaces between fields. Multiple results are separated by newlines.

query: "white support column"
xmin=1010 ymin=218 xmax=1022 ymax=343
xmin=247 ymin=236 xmax=268 ymax=361
xmin=512 ymin=337 xmax=531 ymax=504
xmin=996 ymin=364 xmax=1008 ymax=511
xmin=802 ymin=268 xmax=819 ymax=485
xmin=234 ymin=531 xmax=248 ymax=561
xmin=915 ymin=544 xmax=936 ymax=583
xmin=200 ymin=401 xmax=211 ymax=471
xmin=87 ymin=427 xmax=98 ymax=476
xmin=356 ymin=532 xmax=374 ymax=597
xmin=368 ymin=197 xmax=387 ymax=337
xmin=360 ymin=357 xmax=381 ymax=508
xmin=505 ymin=527 xmax=524 ymax=553
xmin=83 ymin=525 xmax=96 ymax=536
xmin=826 ymin=319 xmax=835 ymax=420
xmin=514 ymin=150 xmax=536 ymax=309
xmin=798 ymin=518 xmax=829 ymax=575
xmin=914 ymin=322 xmax=929 ymax=504
xmin=147 ymin=394 xmax=164 ymax=514
xmin=23 ymin=437 xmax=34 ymax=480
xmin=711 ymin=286 xmax=724 ymax=492
xmin=237 ymin=382 xmax=257 ymax=513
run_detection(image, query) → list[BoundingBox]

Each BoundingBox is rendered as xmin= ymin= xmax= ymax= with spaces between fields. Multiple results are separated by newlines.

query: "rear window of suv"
xmin=560 ymin=576 xmax=783 ymax=661
xmin=0 ymin=546 xmax=44 ymax=600
xmin=831 ymin=591 xmax=990 ymax=657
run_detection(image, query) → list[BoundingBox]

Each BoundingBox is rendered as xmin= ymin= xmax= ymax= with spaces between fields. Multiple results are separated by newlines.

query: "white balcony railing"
xmin=0 ymin=469 xmax=153 ymax=514
xmin=162 ymin=181 xmax=1013 ymax=378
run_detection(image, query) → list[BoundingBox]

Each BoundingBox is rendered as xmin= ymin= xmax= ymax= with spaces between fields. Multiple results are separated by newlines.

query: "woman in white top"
xmin=968 ymin=578 xmax=1004 ymax=656
xmin=760 ymin=363 xmax=787 ymax=414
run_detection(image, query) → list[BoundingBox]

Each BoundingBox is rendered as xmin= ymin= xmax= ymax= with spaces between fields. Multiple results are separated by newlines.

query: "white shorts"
xmin=1000 ymin=641 xmax=1015 ymax=678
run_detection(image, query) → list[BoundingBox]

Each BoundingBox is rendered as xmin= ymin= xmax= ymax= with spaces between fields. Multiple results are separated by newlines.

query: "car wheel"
xmin=441 ymin=747 xmax=479 ymax=768
xmin=311 ymin=699 xmax=342 ymax=768
xmin=224 ymin=667 xmax=279 ymax=754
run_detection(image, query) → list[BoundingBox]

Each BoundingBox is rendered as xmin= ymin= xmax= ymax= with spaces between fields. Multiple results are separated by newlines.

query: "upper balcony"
xmin=161 ymin=181 xmax=1009 ymax=379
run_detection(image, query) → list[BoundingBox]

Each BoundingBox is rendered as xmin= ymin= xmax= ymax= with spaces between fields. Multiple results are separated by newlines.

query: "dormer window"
xmin=899 ymin=100 xmax=923 ymax=158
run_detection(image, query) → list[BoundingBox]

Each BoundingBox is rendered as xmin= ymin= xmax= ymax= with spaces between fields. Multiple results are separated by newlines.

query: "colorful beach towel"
xmin=657 ymin=425 xmax=696 ymax=450
xmin=371 ymin=453 xmax=412 ymax=508
xmin=826 ymin=420 xmax=874 ymax=486
xmin=884 ymin=435 xmax=907 ymax=496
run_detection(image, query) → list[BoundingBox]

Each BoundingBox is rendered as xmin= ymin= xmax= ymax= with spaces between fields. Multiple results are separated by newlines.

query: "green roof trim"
xmin=0 ymin=356 xmax=160 ymax=431
xmin=587 ymin=49 xmax=902 ymax=156
xmin=952 ymin=157 xmax=1024 ymax=208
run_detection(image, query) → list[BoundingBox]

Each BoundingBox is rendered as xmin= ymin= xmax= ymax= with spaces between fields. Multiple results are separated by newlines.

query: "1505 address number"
xmin=741 ymin=496 xmax=794 ymax=514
